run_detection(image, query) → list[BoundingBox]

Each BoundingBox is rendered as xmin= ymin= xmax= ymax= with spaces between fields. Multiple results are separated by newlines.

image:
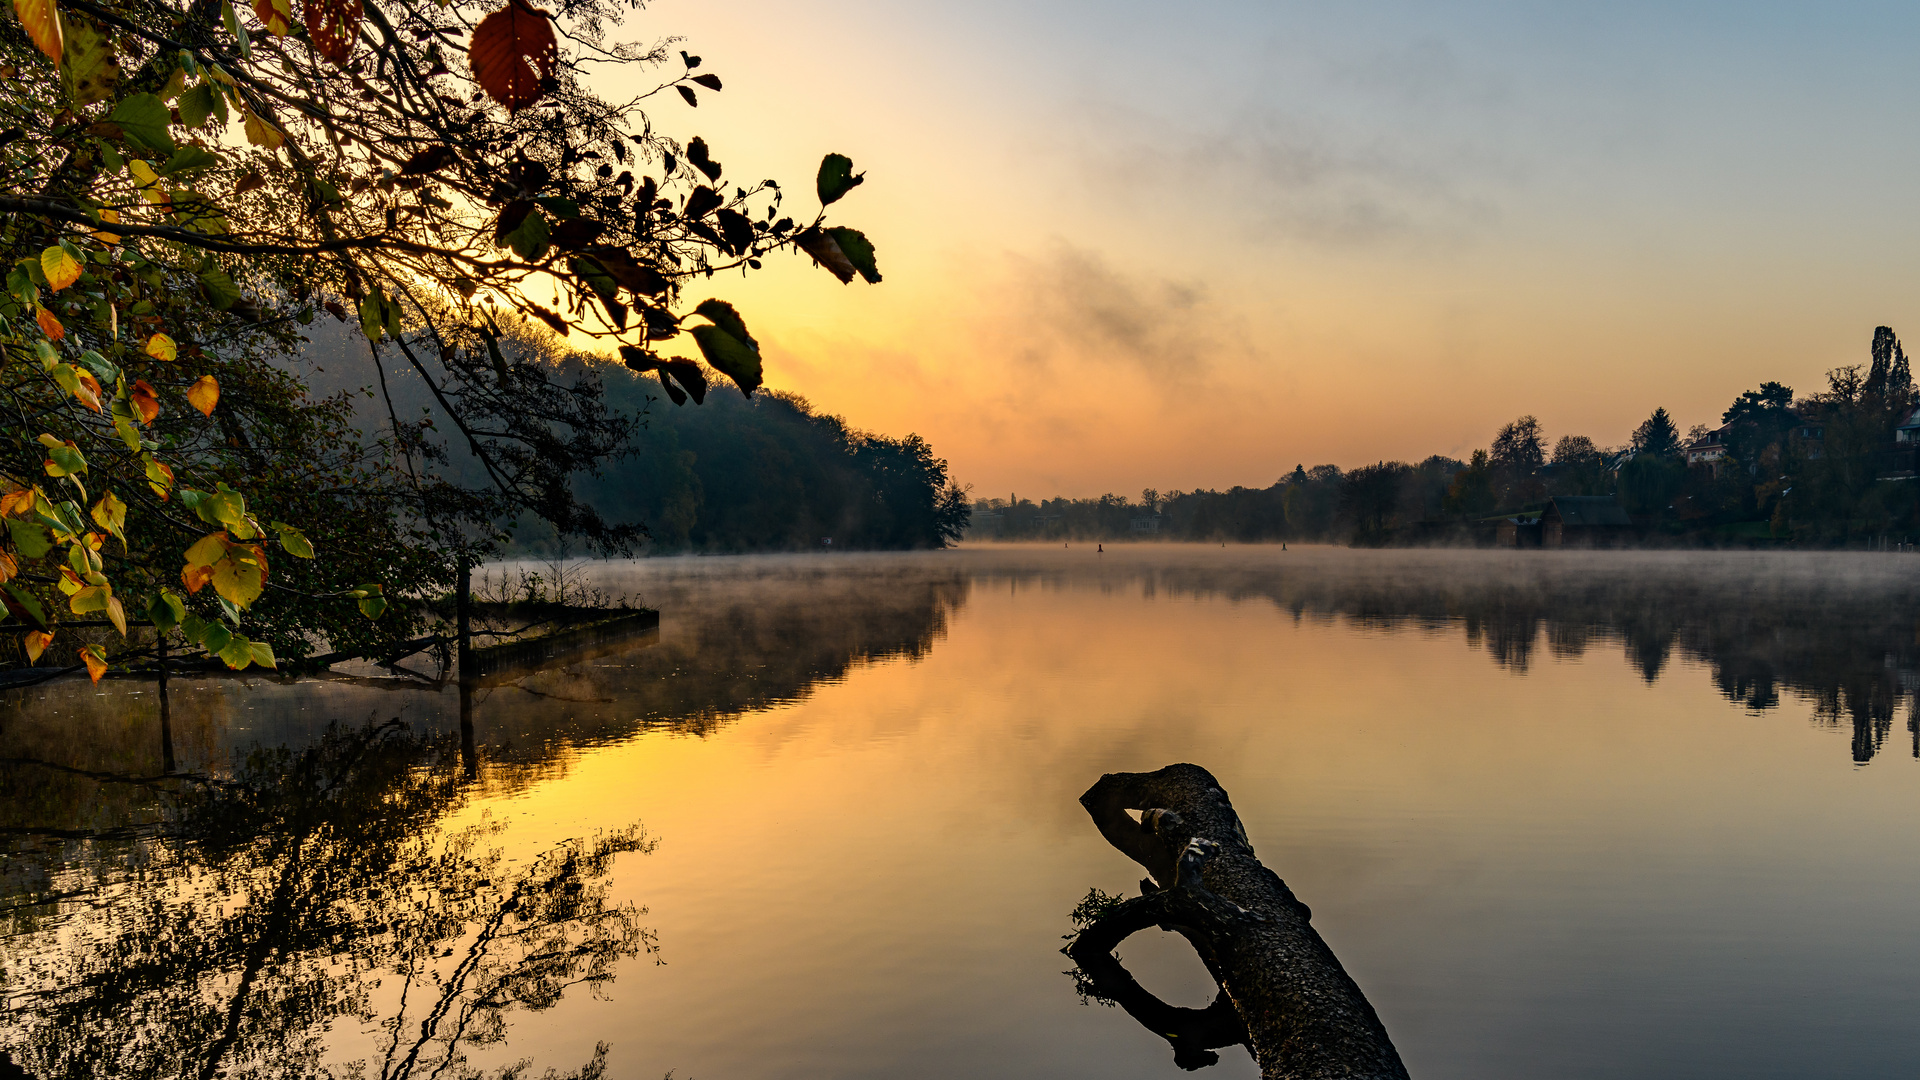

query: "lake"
xmin=4 ymin=545 xmax=1919 ymax=1079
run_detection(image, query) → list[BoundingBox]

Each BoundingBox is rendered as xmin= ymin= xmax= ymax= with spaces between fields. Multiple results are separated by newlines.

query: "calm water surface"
xmin=5 ymin=545 xmax=1920 ymax=1078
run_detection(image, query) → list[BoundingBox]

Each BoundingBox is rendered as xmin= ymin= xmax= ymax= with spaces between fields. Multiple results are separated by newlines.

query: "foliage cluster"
xmin=0 ymin=0 xmax=878 ymax=676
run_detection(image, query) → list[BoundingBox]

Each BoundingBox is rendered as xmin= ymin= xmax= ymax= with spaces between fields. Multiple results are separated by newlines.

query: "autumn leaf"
xmin=182 ymin=531 xmax=267 ymax=608
xmin=90 ymin=491 xmax=126 ymax=544
xmin=252 ymin=0 xmax=290 ymax=35
xmin=242 ymin=107 xmax=284 ymax=149
xmin=129 ymin=379 xmax=160 ymax=423
xmin=187 ymin=375 xmax=219 ymax=415
xmin=14 ymin=0 xmax=64 ymax=64
xmin=41 ymin=244 xmax=82 ymax=291
xmin=305 ymin=0 xmax=361 ymax=65
xmin=60 ymin=14 xmax=119 ymax=106
xmin=23 ymin=630 xmax=53 ymax=664
xmin=182 ymin=562 xmax=213 ymax=594
xmin=71 ymin=368 xmax=103 ymax=412
xmin=469 ymin=0 xmax=557 ymax=113
xmin=143 ymin=454 xmax=174 ymax=499
xmin=35 ymin=303 xmax=63 ymax=341
xmin=0 ymin=488 xmax=34 ymax=517
xmin=144 ymin=332 xmax=176 ymax=361
xmin=91 ymin=207 xmax=121 ymax=245
xmin=80 ymin=643 xmax=108 ymax=683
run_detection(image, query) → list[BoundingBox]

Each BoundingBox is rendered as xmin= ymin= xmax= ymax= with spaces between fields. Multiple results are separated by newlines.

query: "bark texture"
xmin=1069 ymin=763 xmax=1409 ymax=1079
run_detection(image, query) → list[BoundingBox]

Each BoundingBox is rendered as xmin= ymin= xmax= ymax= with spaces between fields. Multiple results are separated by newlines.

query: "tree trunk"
xmin=1068 ymin=763 xmax=1408 ymax=1079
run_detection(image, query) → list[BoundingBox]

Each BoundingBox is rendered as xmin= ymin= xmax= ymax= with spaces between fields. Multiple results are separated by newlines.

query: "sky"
xmin=593 ymin=0 xmax=1920 ymax=498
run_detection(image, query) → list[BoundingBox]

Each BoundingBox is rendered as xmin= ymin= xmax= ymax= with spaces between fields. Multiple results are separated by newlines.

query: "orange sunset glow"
xmin=591 ymin=0 xmax=1920 ymax=496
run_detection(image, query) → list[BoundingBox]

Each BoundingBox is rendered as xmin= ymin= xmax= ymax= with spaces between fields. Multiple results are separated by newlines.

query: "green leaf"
xmin=108 ymin=93 xmax=175 ymax=156
xmin=825 ymin=228 xmax=881 ymax=284
xmin=178 ymin=83 xmax=216 ymax=129
xmin=61 ymin=16 xmax=121 ymax=107
xmin=692 ymin=299 xmax=757 ymax=352
xmin=158 ymin=144 xmax=222 ymax=175
xmin=270 ymin=521 xmax=315 ymax=558
xmin=505 ymin=208 xmax=551 ymax=261
xmin=148 ymin=590 xmax=185 ymax=634
xmin=198 ymin=267 xmax=241 ymax=310
xmin=816 ymin=153 xmax=864 ymax=205
xmin=195 ymin=618 xmax=232 ymax=655
xmin=3 ymin=584 xmax=49 ymax=630
xmin=355 ymin=583 xmax=386 ymax=620
xmin=688 ymin=325 xmax=762 ymax=397
xmin=220 ymin=1 xmax=251 ymax=60
xmin=42 ymin=442 xmax=88 ymax=478
xmin=246 ymin=639 xmax=277 ymax=669
xmin=358 ymin=291 xmax=388 ymax=342
xmin=77 ymin=349 xmax=119 ymax=384
xmin=5 ymin=519 xmax=53 ymax=559
xmin=217 ymin=632 xmax=254 ymax=669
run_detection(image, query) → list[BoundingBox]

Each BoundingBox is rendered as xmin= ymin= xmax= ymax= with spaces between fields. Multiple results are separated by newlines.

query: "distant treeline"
xmin=977 ymin=326 xmax=1920 ymax=547
xmin=298 ymin=321 xmax=970 ymax=555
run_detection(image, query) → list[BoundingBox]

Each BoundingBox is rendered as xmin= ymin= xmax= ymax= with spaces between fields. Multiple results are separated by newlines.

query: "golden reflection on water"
xmin=6 ymin=546 xmax=1920 ymax=1079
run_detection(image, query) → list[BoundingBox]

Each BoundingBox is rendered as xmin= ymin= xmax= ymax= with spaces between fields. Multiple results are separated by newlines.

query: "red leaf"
xmin=470 ymin=0 xmax=557 ymax=114
xmin=304 ymin=0 xmax=362 ymax=65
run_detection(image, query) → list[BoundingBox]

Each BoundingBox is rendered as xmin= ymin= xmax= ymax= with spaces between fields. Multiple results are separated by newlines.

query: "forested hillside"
xmin=297 ymin=320 xmax=968 ymax=555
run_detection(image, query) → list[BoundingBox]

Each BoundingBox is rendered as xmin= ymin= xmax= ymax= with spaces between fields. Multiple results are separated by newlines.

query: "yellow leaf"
xmin=252 ymin=0 xmax=290 ymax=36
xmin=242 ymin=108 xmax=284 ymax=150
xmin=41 ymin=245 xmax=82 ymax=291
xmin=92 ymin=207 xmax=120 ymax=245
xmin=104 ymin=594 xmax=126 ymax=637
xmin=128 ymin=158 xmax=159 ymax=187
xmin=89 ymin=491 xmax=126 ymax=543
xmin=35 ymin=304 xmax=63 ymax=341
xmin=81 ymin=643 xmax=108 ymax=683
xmin=60 ymin=13 xmax=118 ymax=106
xmin=24 ymin=630 xmax=53 ymax=663
xmin=143 ymin=455 xmax=174 ymax=500
xmin=144 ymin=332 xmax=177 ymax=361
xmin=0 ymin=487 xmax=36 ymax=517
xmin=0 ymin=550 xmax=15 ymax=583
xmin=13 ymin=0 xmax=64 ymax=64
xmin=69 ymin=583 xmax=109 ymax=614
xmin=186 ymin=375 xmax=219 ymax=415
xmin=70 ymin=367 xmax=103 ymax=412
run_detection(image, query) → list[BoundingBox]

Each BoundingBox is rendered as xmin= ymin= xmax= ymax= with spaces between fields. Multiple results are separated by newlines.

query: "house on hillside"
xmin=1896 ymin=406 xmax=1920 ymax=445
xmin=1542 ymin=496 xmax=1634 ymax=548
xmin=1685 ymin=428 xmax=1729 ymax=474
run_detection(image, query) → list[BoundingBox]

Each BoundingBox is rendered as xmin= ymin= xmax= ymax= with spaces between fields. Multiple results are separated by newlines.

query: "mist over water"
xmin=4 ymin=545 xmax=1919 ymax=1079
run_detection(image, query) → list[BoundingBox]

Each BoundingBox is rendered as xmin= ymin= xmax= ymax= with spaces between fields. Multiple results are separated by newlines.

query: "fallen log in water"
xmin=1066 ymin=763 xmax=1408 ymax=1079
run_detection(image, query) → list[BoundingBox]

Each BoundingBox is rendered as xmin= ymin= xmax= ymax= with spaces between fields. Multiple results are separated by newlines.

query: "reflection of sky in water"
xmin=5 ymin=546 xmax=1920 ymax=1079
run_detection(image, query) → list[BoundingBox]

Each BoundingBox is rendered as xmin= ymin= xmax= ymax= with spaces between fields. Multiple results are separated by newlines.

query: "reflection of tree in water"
xmin=979 ymin=557 xmax=1920 ymax=764
xmin=474 ymin=570 xmax=970 ymax=751
xmin=0 ymin=721 xmax=650 ymax=1079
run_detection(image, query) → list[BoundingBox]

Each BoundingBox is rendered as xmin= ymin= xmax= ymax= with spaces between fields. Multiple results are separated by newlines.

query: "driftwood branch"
xmin=1066 ymin=763 xmax=1409 ymax=1080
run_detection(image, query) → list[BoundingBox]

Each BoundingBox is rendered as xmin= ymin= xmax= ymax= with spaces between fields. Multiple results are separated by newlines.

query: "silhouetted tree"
xmin=1631 ymin=407 xmax=1683 ymax=458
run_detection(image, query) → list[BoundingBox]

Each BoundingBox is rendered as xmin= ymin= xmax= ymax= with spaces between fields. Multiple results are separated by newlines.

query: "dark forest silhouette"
xmin=978 ymin=326 xmax=1920 ymax=548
